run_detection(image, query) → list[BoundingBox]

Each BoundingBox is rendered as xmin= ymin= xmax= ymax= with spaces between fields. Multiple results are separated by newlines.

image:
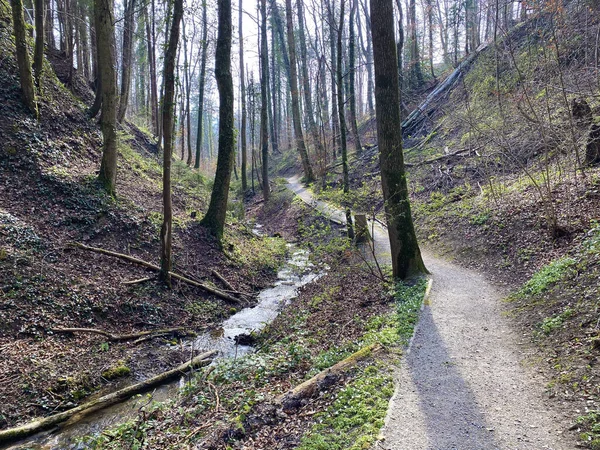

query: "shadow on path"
xmin=405 ymin=305 xmax=500 ymax=449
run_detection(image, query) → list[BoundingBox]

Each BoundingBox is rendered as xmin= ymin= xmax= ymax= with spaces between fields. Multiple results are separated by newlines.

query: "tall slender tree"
xmin=348 ymin=0 xmax=362 ymax=154
xmin=200 ymin=0 xmax=235 ymax=240
xmin=95 ymin=0 xmax=118 ymax=194
xmin=238 ymin=0 xmax=247 ymax=191
xmin=117 ymin=0 xmax=136 ymax=122
xmin=285 ymin=0 xmax=315 ymax=182
xmin=33 ymin=0 xmax=44 ymax=87
xmin=159 ymin=0 xmax=184 ymax=285
xmin=370 ymin=0 xmax=427 ymax=279
xmin=297 ymin=0 xmax=326 ymax=169
xmin=194 ymin=0 xmax=208 ymax=168
xmin=337 ymin=0 xmax=354 ymax=239
xmin=259 ymin=0 xmax=269 ymax=200
xmin=10 ymin=0 xmax=38 ymax=117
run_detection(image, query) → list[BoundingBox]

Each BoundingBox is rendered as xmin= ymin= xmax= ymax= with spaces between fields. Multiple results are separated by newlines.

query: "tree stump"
xmin=586 ymin=123 xmax=600 ymax=166
xmin=354 ymin=214 xmax=371 ymax=243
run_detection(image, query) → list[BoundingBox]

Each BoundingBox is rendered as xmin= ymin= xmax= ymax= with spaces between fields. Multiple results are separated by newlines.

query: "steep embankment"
xmin=316 ymin=7 xmax=600 ymax=448
xmin=0 ymin=17 xmax=286 ymax=432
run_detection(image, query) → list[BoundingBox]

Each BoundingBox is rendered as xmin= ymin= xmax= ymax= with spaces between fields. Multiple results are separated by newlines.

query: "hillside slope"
xmin=0 ymin=17 xmax=285 ymax=431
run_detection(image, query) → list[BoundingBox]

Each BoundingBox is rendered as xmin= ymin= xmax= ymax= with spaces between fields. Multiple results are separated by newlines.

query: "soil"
xmin=0 ymin=38 xmax=278 ymax=434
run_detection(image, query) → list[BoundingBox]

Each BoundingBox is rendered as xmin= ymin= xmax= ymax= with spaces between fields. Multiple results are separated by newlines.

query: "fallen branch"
xmin=50 ymin=327 xmax=188 ymax=342
xmin=122 ymin=276 xmax=154 ymax=285
xmin=0 ymin=350 xmax=217 ymax=445
xmin=277 ymin=344 xmax=382 ymax=409
xmin=404 ymin=147 xmax=479 ymax=168
xmin=211 ymin=269 xmax=235 ymax=292
xmin=69 ymin=242 xmax=242 ymax=304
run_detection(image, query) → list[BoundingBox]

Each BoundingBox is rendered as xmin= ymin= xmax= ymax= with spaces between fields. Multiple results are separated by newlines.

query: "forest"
xmin=0 ymin=0 xmax=599 ymax=447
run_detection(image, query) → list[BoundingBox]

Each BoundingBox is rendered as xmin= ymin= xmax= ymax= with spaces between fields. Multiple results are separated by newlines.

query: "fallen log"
xmin=69 ymin=242 xmax=242 ymax=304
xmin=0 ymin=350 xmax=217 ymax=445
xmin=402 ymin=43 xmax=488 ymax=137
xmin=49 ymin=327 xmax=189 ymax=342
xmin=404 ymin=147 xmax=479 ymax=168
xmin=277 ymin=344 xmax=382 ymax=409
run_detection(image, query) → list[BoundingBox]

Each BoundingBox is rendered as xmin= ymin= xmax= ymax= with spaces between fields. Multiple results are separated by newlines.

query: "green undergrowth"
xmin=80 ymin=264 xmax=427 ymax=449
xmin=296 ymin=278 xmax=427 ymax=450
xmin=508 ymin=222 xmax=600 ymax=447
xmin=577 ymin=411 xmax=600 ymax=450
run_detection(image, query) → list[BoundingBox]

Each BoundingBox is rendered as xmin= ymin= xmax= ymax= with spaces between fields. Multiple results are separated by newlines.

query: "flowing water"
xmin=8 ymin=244 xmax=319 ymax=450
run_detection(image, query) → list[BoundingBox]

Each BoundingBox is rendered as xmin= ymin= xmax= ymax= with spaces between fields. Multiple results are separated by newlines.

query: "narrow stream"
xmin=11 ymin=243 xmax=319 ymax=450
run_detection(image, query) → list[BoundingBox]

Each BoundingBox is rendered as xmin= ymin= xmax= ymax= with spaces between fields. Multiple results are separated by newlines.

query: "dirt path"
xmin=287 ymin=176 xmax=571 ymax=450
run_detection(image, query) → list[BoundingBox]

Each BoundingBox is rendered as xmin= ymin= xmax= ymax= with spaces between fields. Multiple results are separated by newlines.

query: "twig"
xmin=122 ymin=276 xmax=154 ymax=285
xmin=50 ymin=327 xmax=188 ymax=342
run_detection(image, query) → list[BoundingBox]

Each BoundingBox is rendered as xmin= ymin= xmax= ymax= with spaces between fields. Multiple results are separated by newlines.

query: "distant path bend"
xmin=286 ymin=176 xmax=571 ymax=450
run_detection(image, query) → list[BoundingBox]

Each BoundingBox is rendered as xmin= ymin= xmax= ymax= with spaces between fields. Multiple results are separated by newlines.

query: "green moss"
xmin=102 ymin=362 xmax=131 ymax=380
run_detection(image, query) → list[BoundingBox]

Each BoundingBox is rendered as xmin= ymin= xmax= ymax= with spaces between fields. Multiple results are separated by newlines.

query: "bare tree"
xmin=370 ymin=0 xmax=427 ymax=279
xmin=10 ymin=0 xmax=38 ymax=117
xmin=201 ymin=0 xmax=235 ymax=239
xmin=95 ymin=0 xmax=118 ymax=194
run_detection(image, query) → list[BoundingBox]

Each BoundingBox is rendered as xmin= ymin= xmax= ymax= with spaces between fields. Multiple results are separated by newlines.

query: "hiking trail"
xmin=287 ymin=175 xmax=571 ymax=450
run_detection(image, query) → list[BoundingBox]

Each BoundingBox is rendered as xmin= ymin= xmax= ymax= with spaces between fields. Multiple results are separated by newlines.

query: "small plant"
xmin=515 ymin=257 xmax=576 ymax=298
xmin=576 ymin=410 xmax=600 ymax=449
xmin=539 ymin=308 xmax=574 ymax=335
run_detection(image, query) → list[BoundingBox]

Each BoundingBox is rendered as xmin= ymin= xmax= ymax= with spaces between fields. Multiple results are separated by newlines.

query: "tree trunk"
xmin=328 ymin=0 xmax=340 ymax=160
xmin=408 ymin=0 xmax=423 ymax=87
xmin=143 ymin=1 xmax=158 ymax=135
xmin=337 ymin=0 xmax=354 ymax=239
xmin=238 ymin=0 xmax=247 ymax=191
xmin=285 ymin=0 xmax=314 ymax=183
xmin=33 ymin=0 xmax=44 ymax=87
xmin=159 ymin=0 xmax=183 ymax=285
xmin=201 ymin=0 xmax=234 ymax=240
xmin=194 ymin=0 xmax=208 ymax=168
xmin=182 ymin=18 xmax=192 ymax=166
xmin=259 ymin=0 xmax=269 ymax=200
xmin=10 ymin=0 xmax=38 ymax=117
xmin=297 ymin=0 xmax=326 ymax=171
xmin=348 ymin=0 xmax=362 ymax=154
xmin=359 ymin=0 xmax=374 ymax=115
xmin=370 ymin=0 xmax=427 ymax=279
xmin=44 ymin=0 xmax=53 ymax=49
xmin=117 ymin=0 xmax=136 ymax=122
xmin=270 ymin=23 xmax=280 ymax=156
xmin=95 ymin=0 xmax=117 ymax=194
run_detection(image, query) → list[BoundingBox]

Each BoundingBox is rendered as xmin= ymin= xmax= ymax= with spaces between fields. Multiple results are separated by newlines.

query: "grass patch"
xmin=297 ymin=278 xmax=427 ymax=449
xmin=513 ymin=256 xmax=576 ymax=298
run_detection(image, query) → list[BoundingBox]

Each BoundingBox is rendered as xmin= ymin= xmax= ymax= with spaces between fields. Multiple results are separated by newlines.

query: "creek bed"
xmin=9 ymin=245 xmax=319 ymax=450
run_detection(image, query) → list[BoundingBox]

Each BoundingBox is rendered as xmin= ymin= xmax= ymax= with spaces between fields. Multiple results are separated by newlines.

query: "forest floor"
xmin=287 ymin=178 xmax=576 ymax=449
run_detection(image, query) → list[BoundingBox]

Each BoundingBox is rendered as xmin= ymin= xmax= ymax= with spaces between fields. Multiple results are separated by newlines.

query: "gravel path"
xmin=287 ymin=176 xmax=571 ymax=450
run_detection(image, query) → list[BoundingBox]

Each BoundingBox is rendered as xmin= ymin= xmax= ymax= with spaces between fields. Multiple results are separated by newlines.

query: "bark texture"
xmin=10 ymin=0 xmax=38 ymax=117
xmin=201 ymin=0 xmax=234 ymax=240
xmin=285 ymin=0 xmax=314 ymax=183
xmin=95 ymin=0 xmax=118 ymax=194
xmin=370 ymin=0 xmax=427 ymax=279
xmin=159 ymin=0 xmax=183 ymax=285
